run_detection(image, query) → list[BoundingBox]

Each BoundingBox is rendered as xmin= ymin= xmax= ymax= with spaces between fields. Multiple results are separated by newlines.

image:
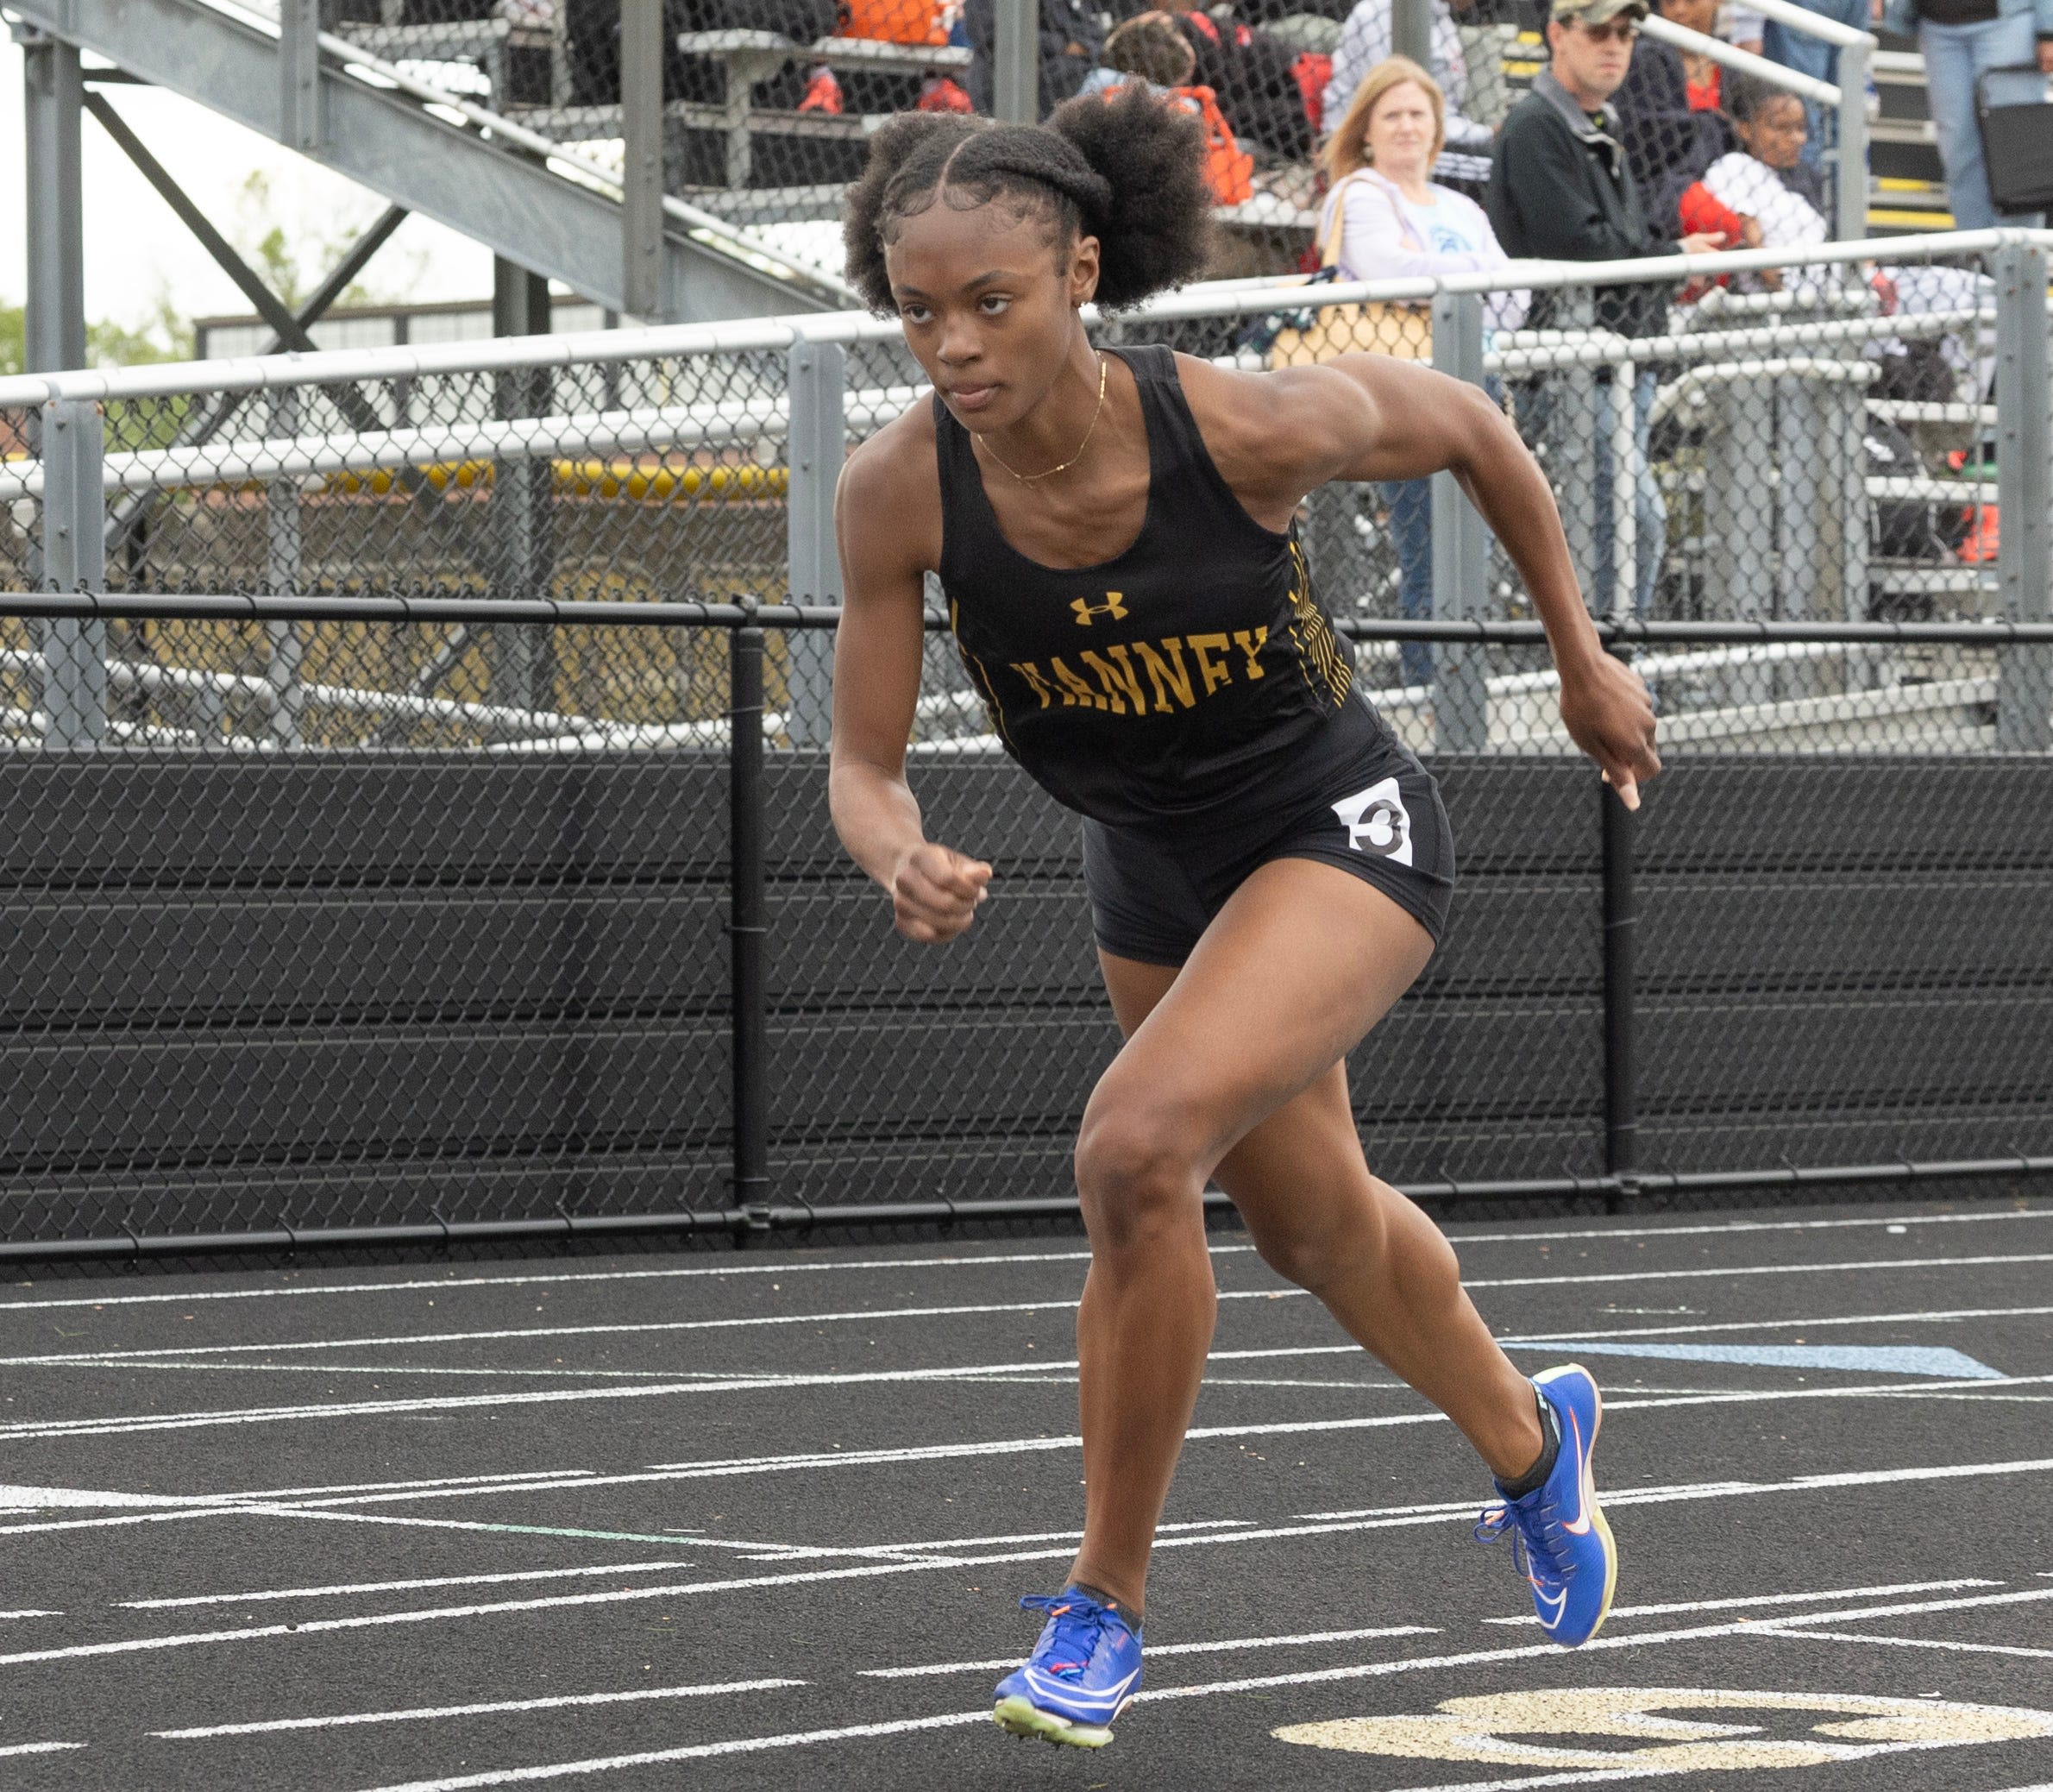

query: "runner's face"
xmin=886 ymin=199 xmax=1100 ymax=432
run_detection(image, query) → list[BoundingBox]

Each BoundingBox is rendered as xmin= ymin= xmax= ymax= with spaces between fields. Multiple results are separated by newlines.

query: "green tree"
xmin=233 ymin=171 xmax=417 ymax=311
xmin=1 ymin=294 xmax=191 ymax=374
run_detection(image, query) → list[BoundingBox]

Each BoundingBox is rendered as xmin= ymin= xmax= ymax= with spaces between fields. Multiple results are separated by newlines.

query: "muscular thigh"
xmin=1089 ymin=857 xmax=1432 ymax=1177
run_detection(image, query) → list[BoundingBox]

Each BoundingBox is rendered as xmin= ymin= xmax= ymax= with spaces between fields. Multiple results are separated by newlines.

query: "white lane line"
xmin=1481 ymin=1576 xmax=2001 ymax=1625
xmin=7 ymin=1205 xmax=2044 ymax=1318
xmin=153 ymin=1677 xmax=806 ymax=1739
xmin=719 ymin=1516 xmax=1256 ymax=1563
xmin=10 ymin=1335 xmax=2051 ymax=1456
xmin=6 ymin=1463 xmax=2045 ymax=1666
xmin=1465 ymin=1251 xmax=2053 ymax=1292
xmin=1502 ymin=1302 xmax=2053 ymax=1343
xmin=0 ymin=1298 xmax=1096 ymax=1369
xmin=121 ymin=1562 xmax=700 ymax=1610
xmin=15 ymin=1251 xmax=2049 ymax=1376
xmin=0 ymin=1468 xmax=595 ymax=1514
xmin=3 ymin=1380 xmax=2050 ymax=1548
xmin=0 ymin=1609 xmax=60 ymax=1619
xmin=342 ymin=1588 xmax=2053 ymax=1791
xmin=0 ymin=1741 xmax=85 ymax=1758
xmin=860 ymin=1625 xmax=1438 ymax=1677
xmin=1761 ymin=1626 xmax=2053 ymax=1662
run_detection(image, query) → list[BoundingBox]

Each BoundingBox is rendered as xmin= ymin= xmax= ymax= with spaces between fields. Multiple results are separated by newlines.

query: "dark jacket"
xmin=1485 ymin=68 xmax=1679 ymax=337
xmin=1615 ymin=36 xmax=1736 ymax=235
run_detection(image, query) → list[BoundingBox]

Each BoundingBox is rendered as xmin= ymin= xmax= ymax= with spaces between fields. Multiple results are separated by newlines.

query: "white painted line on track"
xmin=0 ymin=1251 xmax=1114 ymax=1313
xmin=152 ymin=1677 xmax=807 ymax=1739
xmin=8 ymin=1336 xmax=2050 ymax=1456
xmin=13 ymin=1251 xmax=2048 ymax=1376
xmin=0 ymin=1609 xmax=60 ymax=1619
xmin=720 ymin=1516 xmax=1255 ymax=1562
xmin=1501 ymin=1302 xmax=2053 ymax=1342
xmin=3 ymin=1380 xmax=2049 ymax=1548
xmin=0 ymin=1741 xmax=84 ymax=1758
xmin=3 ymin=1206 xmax=2044 ymax=1319
xmin=1760 ymin=1627 xmax=2053 ymax=1662
xmin=1480 ymin=1576 xmax=2002 ymax=1625
xmin=860 ymin=1625 xmax=1438 ymax=1677
xmin=0 ymin=1298 xmax=1095 ymax=1368
xmin=5 ymin=1465 xmax=2045 ymax=1667
xmin=343 ymin=1588 xmax=2053 ymax=1791
xmin=122 ymin=1561 xmax=700 ymax=1610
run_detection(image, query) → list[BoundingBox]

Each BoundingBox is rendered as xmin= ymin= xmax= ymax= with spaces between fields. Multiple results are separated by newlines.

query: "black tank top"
xmin=936 ymin=343 xmax=1386 ymax=833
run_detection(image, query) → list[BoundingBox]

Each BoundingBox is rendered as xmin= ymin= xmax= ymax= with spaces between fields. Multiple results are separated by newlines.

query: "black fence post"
xmin=1600 ymin=703 xmax=1639 ymax=1214
xmin=729 ymin=619 xmax=771 ymax=1230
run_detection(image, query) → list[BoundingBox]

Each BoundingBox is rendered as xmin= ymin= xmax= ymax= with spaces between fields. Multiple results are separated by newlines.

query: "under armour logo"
xmin=1332 ymin=777 xmax=1413 ymax=865
xmin=1071 ymin=592 xmax=1130 ymax=627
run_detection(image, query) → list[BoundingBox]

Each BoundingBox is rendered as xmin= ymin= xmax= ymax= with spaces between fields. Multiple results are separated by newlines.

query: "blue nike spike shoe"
xmin=992 ymin=1588 xmax=1143 ymax=1748
xmin=1474 ymin=1363 xmax=1619 ymax=1648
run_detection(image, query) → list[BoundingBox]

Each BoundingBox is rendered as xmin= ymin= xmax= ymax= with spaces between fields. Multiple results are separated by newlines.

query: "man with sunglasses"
xmin=1486 ymin=0 xmax=1723 ymax=613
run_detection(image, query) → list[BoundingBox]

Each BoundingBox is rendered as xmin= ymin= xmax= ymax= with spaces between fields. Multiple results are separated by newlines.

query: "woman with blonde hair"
xmin=1318 ymin=55 xmax=1522 ymax=686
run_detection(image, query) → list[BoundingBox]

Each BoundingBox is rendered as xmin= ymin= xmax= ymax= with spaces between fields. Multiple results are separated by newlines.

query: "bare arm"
xmin=828 ymin=424 xmax=991 ymax=942
xmin=1185 ymin=354 xmax=1661 ymax=804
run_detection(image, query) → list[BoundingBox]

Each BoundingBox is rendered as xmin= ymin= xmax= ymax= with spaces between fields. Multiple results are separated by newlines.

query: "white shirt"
xmin=1699 ymin=149 xmax=1829 ymax=290
xmin=1320 ymin=168 xmax=1530 ymax=330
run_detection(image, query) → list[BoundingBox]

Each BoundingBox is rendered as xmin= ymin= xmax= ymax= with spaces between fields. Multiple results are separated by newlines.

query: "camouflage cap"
xmin=1550 ymin=0 xmax=1651 ymax=22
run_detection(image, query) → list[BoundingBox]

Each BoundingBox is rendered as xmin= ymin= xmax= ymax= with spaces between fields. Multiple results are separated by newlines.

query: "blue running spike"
xmin=1474 ymin=1363 xmax=1619 ymax=1648
xmin=992 ymin=1588 xmax=1143 ymax=1748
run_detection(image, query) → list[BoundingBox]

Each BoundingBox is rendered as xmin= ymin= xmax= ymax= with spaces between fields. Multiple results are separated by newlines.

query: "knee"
xmin=1247 ymin=1198 xmax=1382 ymax=1295
xmin=1074 ymin=1104 xmax=1202 ymax=1250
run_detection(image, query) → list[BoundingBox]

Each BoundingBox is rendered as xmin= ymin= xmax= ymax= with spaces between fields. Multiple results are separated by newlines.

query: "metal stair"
xmin=6 ymin=0 xmax=855 ymax=324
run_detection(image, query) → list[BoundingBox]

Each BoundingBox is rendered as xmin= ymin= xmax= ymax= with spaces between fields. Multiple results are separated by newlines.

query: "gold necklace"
xmin=979 ymin=352 xmax=1108 ymax=485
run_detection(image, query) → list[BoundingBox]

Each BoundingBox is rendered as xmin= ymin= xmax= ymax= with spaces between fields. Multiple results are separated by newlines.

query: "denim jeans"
xmin=1592 ymin=368 xmax=1664 ymax=618
xmin=1921 ymin=13 xmax=2044 ymax=230
xmin=1381 ymin=477 xmax=1435 ymax=689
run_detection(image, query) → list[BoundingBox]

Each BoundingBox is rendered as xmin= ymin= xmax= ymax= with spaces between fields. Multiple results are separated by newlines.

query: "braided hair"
xmin=844 ymin=83 xmax=1215 ymax=316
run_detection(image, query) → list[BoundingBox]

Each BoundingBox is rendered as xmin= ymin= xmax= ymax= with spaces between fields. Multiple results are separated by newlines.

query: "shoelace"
xmin=1019 ymin=1593 xmax=1114 ymax=1681
xmin=1473 ymin=1493 xmax=1579 ymax=1591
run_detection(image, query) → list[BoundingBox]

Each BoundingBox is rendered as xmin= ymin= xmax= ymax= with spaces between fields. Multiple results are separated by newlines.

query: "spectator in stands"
xmin=1653 ymin=0 xmax=1734 ymax=107
xmin=1681 ymin=75 xmax=1995 ymax=396
xmin=963 ymin=0 xmax=1100 ymax=116
xmin=1160 ymin=1 xmax=1319 ymax=160
xmin=1082 ymin=9 xmax=1202 ymax=94
xmin=1877 ymin=0 xmax=2053 ymax=229
xmin=1322 ymin=0 xmax=1497 ymax=149
xmin=1487 ymin=0 xmax=1725 ymax=613
xmin=1321 ymin=56 xmax=1526 ymax=684
xmin=1679 ymin=79 xmax=1818 ymax=285
xmin=1080 ymin=10 xmax=1259 ymax=198
xmin=1615 ymin=0 xmax=1738 ymax=227
xmin=1758 ymin=0 xmax=1868 ymax=167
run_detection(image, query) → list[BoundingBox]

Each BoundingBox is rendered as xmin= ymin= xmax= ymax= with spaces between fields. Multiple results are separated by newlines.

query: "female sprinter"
xmin=827 ymin=86 xmax=1660 ymax=1750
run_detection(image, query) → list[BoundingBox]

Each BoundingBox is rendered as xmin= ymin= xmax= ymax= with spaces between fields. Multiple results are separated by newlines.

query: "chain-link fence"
xmin=0 ymin=230 xmax=2045 ymax=1255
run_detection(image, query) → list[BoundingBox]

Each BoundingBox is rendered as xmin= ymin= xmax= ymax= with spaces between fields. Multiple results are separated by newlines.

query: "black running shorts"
xmin=1081 ymin=739 xmax=1455 ymax=967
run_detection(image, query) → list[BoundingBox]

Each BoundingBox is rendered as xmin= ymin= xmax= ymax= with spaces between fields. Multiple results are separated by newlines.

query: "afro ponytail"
xmin=842 ymin=83 xmax=1213 ymax=315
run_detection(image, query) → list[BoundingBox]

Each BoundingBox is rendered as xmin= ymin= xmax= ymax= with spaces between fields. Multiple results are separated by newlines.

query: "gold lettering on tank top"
xmin=1006 ymin=626 xmax=1272 ymax=717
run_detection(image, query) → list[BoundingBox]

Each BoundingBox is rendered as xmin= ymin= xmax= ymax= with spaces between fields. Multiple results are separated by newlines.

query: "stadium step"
xmin=7 ymin=0 xmax=851 ymax=323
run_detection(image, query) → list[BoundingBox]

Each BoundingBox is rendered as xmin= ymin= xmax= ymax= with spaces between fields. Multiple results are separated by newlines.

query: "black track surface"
xmin=2 ymin=1200 xmax=2050 ymax=1790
